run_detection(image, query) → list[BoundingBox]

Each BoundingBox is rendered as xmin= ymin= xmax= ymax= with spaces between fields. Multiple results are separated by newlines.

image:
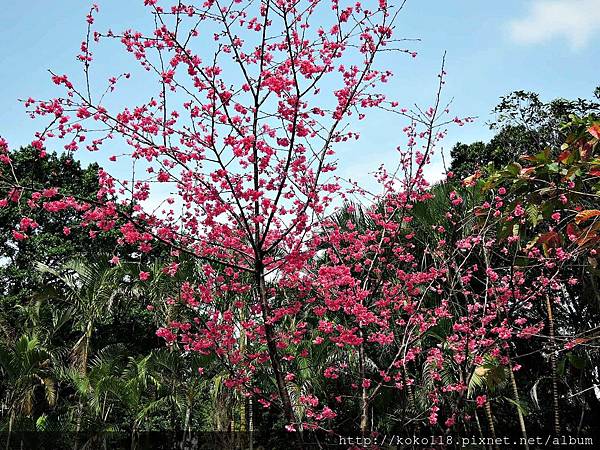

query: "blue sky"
xmin=0 ymin=0 xmax=598 ymax=185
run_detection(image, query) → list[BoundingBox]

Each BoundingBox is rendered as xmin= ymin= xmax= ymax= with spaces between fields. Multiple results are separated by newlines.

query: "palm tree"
xmin=52 ymin=344 xmax=127 ymax=433
xmin=0 ymin=334 xmax=57 ymax=448
xmin=102 ymin=348 xmax=210 ymax=450
xmin=35 ymin=257 xmax=130 ymax=434
xmin=35 ymin=258 xmax=127 ymax=377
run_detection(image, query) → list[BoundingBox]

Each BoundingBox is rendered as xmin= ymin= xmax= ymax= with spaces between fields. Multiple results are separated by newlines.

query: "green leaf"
xmin=530 ymin=378 xmax=543 ymax=410
xmin=526 ymin=204 xmax=541 ymax=227
xmin=512 ymin=223 xmax=520 ymax=237
xmin=468 ymin=369 xmax=484 ymax=398
xmin=484 ymin=364 xmax=507 ymax=389
xmin=505 ymin=163 xmax=522 ymax=177
xmin=567 ymin=353 xmax=586 ymax=369
xmin=504 ymin=397 xmax=529 ymax=417
xmin=535 ymin=149 xmax=550 ymax=163
xmin=36 ymin=414 xmax=48 ymax=431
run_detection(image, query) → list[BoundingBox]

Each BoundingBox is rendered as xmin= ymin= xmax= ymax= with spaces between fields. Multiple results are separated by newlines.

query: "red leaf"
xmin=566 ymin=223 xmax=580 ymax=239
xmin=462 ymin=170 xmax=482 ymax=187
xmin=538 ymin=230 xmax=561 ymax=247
xmin=558 ymin=150 xmax=571 ymax=164
xmin=576 ymin=231 xmax=599 ymax=248
xmin=588 ymin=123 xmax=600 ymax=139
xmin=575 ymin=210 xmax=600 ymax=224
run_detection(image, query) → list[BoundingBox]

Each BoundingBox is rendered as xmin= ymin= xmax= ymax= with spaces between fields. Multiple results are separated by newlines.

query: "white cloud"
xmin=508 ymin=0 xmax=600 ymax=49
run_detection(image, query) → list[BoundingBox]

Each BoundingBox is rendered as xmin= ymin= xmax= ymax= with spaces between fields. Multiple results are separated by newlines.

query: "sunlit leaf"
xmin=575 ymin=209 xmax=600 ymax=224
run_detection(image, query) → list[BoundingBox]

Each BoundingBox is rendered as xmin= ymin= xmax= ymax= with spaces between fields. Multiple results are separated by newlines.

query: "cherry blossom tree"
xmin=2 ymin=0 xmax=597 ymax=442
xmin=0 ymin=0 xmax=414 ymax=430
xmin=298 ymin=69 xmax=547 ymax=437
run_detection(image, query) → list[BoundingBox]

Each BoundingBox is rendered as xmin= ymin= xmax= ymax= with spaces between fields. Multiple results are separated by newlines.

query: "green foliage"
xmin=450 ymin=88 xmax=600 ymax=179
xmin=0 ymin=148 xmax=105 ymax=304
xmin=2 ymin=93 xmax=600 ymax=443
